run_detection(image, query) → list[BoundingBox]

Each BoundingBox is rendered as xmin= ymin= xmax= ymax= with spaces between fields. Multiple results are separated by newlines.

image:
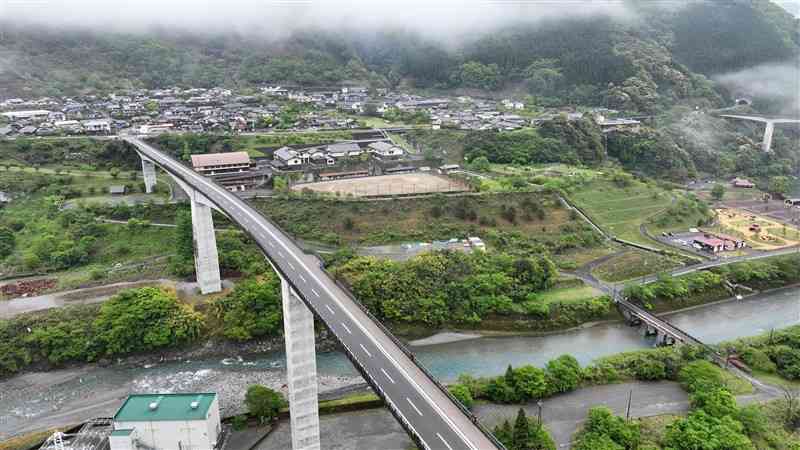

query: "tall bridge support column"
xmin=281 ymin=278 xmax=321 ymax=450
xmin=763 ymin=122 xmax=775 ymax=152
xmin=141 ymin=158 xmax=157 ymax=193
xmin=190 ymin=200 xmax=222 ymax=294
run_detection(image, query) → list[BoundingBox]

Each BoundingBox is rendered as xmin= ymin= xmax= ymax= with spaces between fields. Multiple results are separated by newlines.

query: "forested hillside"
xmin=1 ymin=0 xmax=797 ymax=110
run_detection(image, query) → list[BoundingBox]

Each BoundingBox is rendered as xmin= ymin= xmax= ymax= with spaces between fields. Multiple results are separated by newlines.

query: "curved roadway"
xmin=125 ymin=137 xmax=499 ymax=450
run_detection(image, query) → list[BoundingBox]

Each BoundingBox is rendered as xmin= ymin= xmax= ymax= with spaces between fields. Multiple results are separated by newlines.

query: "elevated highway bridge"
xmin=125 ymin=137 xmax=502 ymax=450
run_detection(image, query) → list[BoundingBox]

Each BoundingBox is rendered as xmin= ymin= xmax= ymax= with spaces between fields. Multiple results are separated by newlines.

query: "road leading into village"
xmin=124 ymin=137 xmax=500 ymax=450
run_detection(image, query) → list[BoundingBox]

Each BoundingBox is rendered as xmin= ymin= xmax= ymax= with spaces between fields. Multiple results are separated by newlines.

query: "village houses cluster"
xmin=0 ymin=85 xmax=642 ymax=139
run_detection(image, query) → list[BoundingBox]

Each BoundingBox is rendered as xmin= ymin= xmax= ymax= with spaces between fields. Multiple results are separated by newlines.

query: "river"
xmin=1 ymin=286 xmax=798 ymax=439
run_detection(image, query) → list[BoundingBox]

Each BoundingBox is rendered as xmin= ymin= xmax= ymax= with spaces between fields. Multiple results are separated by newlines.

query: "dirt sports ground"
xmin=292 ymin=173 xmax=469 ymax=197
xmin=715 ymin=207 xmax=800 ymax=250
xmin=723 ymin=198 xmax=800 ymax=224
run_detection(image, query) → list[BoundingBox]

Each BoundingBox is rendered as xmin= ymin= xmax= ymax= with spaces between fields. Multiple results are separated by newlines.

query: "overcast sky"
xmin=2 ymin=0 xmax=640 ymax=38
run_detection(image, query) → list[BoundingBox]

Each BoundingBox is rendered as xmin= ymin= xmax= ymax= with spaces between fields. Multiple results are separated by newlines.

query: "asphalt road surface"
xmin=125 ymin=137 xmax=498 ymax=450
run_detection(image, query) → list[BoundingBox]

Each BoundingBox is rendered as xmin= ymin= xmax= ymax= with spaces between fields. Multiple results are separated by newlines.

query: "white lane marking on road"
xmin=381 ymin=368 xmax=395 ymax=384
xmin=312 ymin=289 xmax=320 ymax=297
xmin=288 ymin=262 xmax=295 ymax=270
xmin=325 ymin=304 xmax=335 ymax=315
xmin=278 ymin=251 xmax=284 ymax=258
xmin=359 ymin=343 xmax=372 ymax=358
xmin=268 ymin=241 xmax=275 ymax=247
xmin=406 ymin=398 xmax=423 ymax=416
xmin=299 ymin=274 xmax=306 ymax=283
xmin=130 ymin=139 xmax=481 ymax=450
xmin=437 ymin=433 xmax=454 ymax=450
xmin=341 ymin=323 xmax=352 ymax=334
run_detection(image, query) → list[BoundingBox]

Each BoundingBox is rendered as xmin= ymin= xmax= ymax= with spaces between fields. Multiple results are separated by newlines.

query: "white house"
xmin=140 ymin=123 xmax=174 ymax=134
xmin=1 ymin=110 xmax=51 ymax=121
xmin=368 ymin=141 xmax=404 ymax=158
xmin=274 ymin=147 xmax=303 ymax=167
xmin=111 ymin=393 xmax=221 ymax=450
xmin=327 ymin=142 xmax=361 ymax=159
xmin=83 ymin=119 xmax=111 ymax=133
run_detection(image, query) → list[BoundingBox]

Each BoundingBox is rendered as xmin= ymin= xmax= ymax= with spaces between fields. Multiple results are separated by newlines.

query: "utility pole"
xmin=626 ymin=390 xmax=633 ymax=420
xmin=537 ymin=400 xmax=543 ymax=425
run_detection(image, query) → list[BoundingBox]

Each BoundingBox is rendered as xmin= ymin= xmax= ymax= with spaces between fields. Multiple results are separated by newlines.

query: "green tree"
xmin=711 ymin=183 xmax=725 ymax=201
xmin=513 ymin=408 xmax=531 ymax=447
xmin=212 ymin=276 xmax=282 ymax=341
xmin=449 ymin=384 xmax=475 ymax=409
xmin=455 ymin=61 xmax=501 ymax=90
xmin=575 ymin=407 xmax=640 ymax=450
xmin=0 ymin=226 xmax=15 ymax=258
xmin=245 ymin=385 xmax=286 ymax=423
xmin=93 ymin=287 xmax=204 ymax=356
xmin=109 ymin=167 xmax=120 ymax=179
xmin=171 ymin=209 xmax=194 ymax=276
xmin=690 ymin=388 xmax=738 ymax=418
xmin=545 ymin=355 xmax=582 ymax=394
xmin=769 ymin=176 xmax=791 ymax=196
xmin=470 ymin=156 xmax=491 ymax=172
xmin=664 ymin=410 xmax=754 ymax=450
xmin=513 ymin=365 xmax=549 ymax=400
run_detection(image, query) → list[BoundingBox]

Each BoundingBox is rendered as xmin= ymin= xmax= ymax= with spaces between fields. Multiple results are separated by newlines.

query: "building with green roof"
xmin=111 ymin=393 xmax=221 ymax=450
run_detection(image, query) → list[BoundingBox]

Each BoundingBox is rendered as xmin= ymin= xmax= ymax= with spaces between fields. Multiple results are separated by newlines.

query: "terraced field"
xmin=571 ymin=179 xmax=673 ymax=245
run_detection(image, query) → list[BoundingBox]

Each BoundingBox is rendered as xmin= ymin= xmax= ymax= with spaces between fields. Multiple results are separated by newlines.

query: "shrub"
xmin=231 ymin=414 xmax=248 ymax=431
xmin=487 ymin=376 xmax=520 ymax=403
xmin=245 ymin=385 xmax=286 ymax=423
xmin=575 ymin=407 xmax=640 ymax=450
xmin=664 ymin=411 xmax=752 ymax=450
xmin=740 ymin=346 xmax=776 ymax=373
xmin=513 ymin=365 xmax=550 ymax=401
xmin=449 ymin=384 xmax=474 ymax=409
xmin=545 ymin=355 xmax=582 ymax=394
xmin=689 ymin=388 xmax=738 ymax=418
xmin=93 ymin=287 xmax=204 ymax=355
xmin=678 ymin=360 xmax=725 ymax=393
xmin=212 ymin=276 xmax=282 ymax=341
xmin=634 ymin=358 xmax=667 ymax=381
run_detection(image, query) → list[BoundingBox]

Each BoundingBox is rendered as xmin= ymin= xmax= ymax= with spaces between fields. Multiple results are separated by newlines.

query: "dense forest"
xmin=1 ymin=0 xmax=797 ymax=111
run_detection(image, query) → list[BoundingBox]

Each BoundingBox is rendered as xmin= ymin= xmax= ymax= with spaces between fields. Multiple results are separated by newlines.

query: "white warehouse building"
xmin=111 ymin=393 xmax=221 ymax=450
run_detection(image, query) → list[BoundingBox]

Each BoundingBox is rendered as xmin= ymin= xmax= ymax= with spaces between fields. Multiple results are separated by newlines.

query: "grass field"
xmin=253 ymin=192 xmax=577 ymax=246
xmin=0 ymin=195 xmax=176 ymax=282
xmin=232 ymin=131 xmax=356 ymax=155
xmin=571 ymin=178 xmax=673 ymax=245
xmin=592 ymin=249 xmax=684 ymax=282
xmin=538 ymin=284 xmax=603 ymax=304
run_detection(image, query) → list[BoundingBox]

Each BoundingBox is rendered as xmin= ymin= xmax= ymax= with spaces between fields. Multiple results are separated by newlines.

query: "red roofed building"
xmin=694 ymin=236 xmax=726 ymax=253
xmin=191 ymin=152 xmax=252 ymax=175
xmin=707 ymin=232 xmax=746 ymax=250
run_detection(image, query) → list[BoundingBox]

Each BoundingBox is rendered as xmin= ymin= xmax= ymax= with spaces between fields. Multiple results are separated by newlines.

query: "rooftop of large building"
xmin=191 ymin=151 xmax=251 ymax=168
xmin=114 ymin=393 xmax=217 ymax=422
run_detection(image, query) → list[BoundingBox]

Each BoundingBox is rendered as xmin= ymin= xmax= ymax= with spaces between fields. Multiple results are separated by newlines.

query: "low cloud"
xmin=715 ymin=60 xmax=800 ymax=116
xmin=2 ymin=0 xmax=636 ymax=40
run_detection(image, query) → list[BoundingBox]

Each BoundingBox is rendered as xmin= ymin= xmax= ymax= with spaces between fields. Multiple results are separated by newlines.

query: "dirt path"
xmin=0 ymin=278 xmax=235 ymax=319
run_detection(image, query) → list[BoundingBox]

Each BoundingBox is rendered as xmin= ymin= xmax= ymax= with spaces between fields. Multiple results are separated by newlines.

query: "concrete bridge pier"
xmin=281 ymin=278 xmax=321 ymax=450
xmin=654 ymin=330 xmax=664 ymax=347
xmin=763 ymin=122 xmax=775 ymax=152
xmin=190 ymin=199 xmax=222 ymax=294
xmin=141 ymin=157 xmax=157 ymax=193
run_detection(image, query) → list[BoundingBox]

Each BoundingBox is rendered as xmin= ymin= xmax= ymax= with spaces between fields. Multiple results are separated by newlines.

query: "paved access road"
xmin=125 ymin=138 xmax=498 ymax=450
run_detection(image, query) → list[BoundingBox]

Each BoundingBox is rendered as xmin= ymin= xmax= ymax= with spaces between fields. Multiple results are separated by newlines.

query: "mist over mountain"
xmin=0 ymin=0 xmax=797 ymax=114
